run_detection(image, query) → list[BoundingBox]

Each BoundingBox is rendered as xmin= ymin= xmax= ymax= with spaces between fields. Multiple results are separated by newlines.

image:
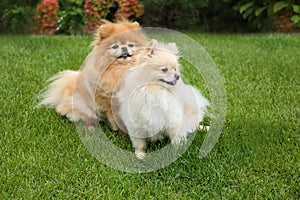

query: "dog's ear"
xmin=98 ymin=22 xmax=113 ymax=40
xmin=147 ymin=39 xmax=158 ymax=57
xmin=93 ymin=20 xmax=113 ymax=45
xmin=130 ymin=21 xmax=140 ymax=29
xmin=166 ymin=42 xmax=179 ymax=56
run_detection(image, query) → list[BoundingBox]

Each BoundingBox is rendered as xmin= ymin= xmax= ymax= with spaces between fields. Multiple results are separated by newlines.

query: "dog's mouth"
xmin=118 ymin=52 xmax=131 ymax=59
xmin=159 ymin=79 xmax=177 ymax=86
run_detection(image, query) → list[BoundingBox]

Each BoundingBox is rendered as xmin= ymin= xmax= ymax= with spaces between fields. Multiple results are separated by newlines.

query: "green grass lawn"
xmin=1 ymin=33 xmax=299 ymax=199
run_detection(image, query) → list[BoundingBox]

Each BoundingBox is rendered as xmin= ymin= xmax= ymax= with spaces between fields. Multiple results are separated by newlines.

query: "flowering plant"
xmin=84 ymin=0 xmax=114 ymax=33
xmin=114 ymin=0 xmax=144 ymax=19
xmin=34 ymin=0 xmax=59 ymax=34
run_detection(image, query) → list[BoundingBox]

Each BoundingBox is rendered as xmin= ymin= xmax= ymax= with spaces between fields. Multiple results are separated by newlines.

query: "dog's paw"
xmin=85 ymin=119 xmax=97 ymax=131
xmin=87 ymin=125 xmax=96 ymax=131
xmin=109 ymin=122 xmax=119 ymax=132
xmin=135 ymin=149 xmax=146 ymax=159
xmin=171 ymin=135 xmax=186 ymax=145
xmin=198 ymin=125 xmax=210 ymax=131
xmin=110 ymin=125 xmax=119 ymax=132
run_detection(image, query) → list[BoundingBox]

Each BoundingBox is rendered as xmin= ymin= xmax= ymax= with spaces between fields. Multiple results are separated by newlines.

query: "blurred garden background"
xmin=1 ymin=0 xmax=300 ymax=34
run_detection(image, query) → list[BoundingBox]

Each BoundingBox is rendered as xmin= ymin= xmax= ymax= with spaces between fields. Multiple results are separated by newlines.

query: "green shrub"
xmin=0 ymin=0 xmax=39 ymax=33
xmin=142 ymin=0 xmax=208 ymax=28
xmin=199 ymin=0 xmax=254 ymax=32
xmin=228 ymin=0 xmax=300 ymax=31
xmin=2 ymin=0 xmax=299 ymax=34
xmin=56 ymin=0 xmax=85 ymax=35
xmin=2 ymin=6 xmax=34 ymax=34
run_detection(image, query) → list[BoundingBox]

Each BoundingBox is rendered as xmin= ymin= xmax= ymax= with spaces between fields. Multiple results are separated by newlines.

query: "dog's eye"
xmin=128 ymin=43 xmax=134 ymax=47
xmin=112 ymin=44 xmax=119 ymax=49
xmin=161 ymin=67 xmax=168 ymax=72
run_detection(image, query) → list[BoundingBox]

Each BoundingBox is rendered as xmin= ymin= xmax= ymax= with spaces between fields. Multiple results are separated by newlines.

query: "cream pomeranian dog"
xmin=38 ymin=19 xmax=149 ymax=129
xmin=116 ymin=40 xmax=210 ymax=159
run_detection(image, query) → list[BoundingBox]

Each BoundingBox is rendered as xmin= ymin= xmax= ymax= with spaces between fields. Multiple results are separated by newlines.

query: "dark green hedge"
xmin=2 ymin=0 xmax=298 ymax=34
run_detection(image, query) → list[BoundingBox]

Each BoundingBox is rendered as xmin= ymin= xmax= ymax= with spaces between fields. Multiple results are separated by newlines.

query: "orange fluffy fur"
xmin=39 ymin=19 xmax=149 ymax=129
xmin=94 ymin=31 xmax=149 ymax=130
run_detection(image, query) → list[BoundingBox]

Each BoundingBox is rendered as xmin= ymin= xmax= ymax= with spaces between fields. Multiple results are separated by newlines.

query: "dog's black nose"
xmin=175 ymin=74 xmax=180 ymax=80
xmin=121 ymin=47 xmax=128 ymax=53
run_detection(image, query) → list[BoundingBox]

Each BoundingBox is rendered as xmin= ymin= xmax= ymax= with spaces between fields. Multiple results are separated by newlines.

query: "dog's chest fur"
xmin=122 ymin=84 xmax=182 ymax=137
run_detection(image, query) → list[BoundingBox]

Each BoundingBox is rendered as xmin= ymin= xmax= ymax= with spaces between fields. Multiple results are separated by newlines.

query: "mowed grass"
xmin=0 ymin=33 xmax=299 ymax=199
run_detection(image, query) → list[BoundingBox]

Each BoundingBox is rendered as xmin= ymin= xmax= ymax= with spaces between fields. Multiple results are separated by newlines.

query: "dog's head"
xmin=99 ymin=30 xmax=149 ymax=63
xmin=143 ymin=40 xmax=181 ymax=86
xmin=93 ymin=19 xmax=143 ymax=46
xmin=91 ymin=19 xmax=149 ymax=64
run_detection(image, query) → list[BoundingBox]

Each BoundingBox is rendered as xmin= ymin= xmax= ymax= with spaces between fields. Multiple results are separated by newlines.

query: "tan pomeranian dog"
xmin=93 ymin=28 xmax=151 ymax=130
xmin=39 ymin=19 xmax=149 ymax=129
xmin=116 ymin=40 xmax=210 ymax=159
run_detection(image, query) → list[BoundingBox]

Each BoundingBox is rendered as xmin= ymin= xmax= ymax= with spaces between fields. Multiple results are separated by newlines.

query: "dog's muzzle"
xmin=118 ymin=47 xmax=131 ymax=59
xmin=159 ymin=74 xmax=180 ymax=86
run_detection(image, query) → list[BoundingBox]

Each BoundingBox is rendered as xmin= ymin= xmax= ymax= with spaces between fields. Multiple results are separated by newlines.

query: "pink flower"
xmin=35 ymin=0 xmax=59 ymax=34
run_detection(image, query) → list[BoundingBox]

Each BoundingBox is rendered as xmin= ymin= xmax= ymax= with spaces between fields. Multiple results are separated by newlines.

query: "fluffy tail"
xmin=38 ymin=70 xmax=79 ymax=120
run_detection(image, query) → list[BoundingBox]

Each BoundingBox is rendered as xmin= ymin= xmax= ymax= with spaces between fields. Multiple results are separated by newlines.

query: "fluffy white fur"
xmin=116 ymin=41 xmax=210 ymax=159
